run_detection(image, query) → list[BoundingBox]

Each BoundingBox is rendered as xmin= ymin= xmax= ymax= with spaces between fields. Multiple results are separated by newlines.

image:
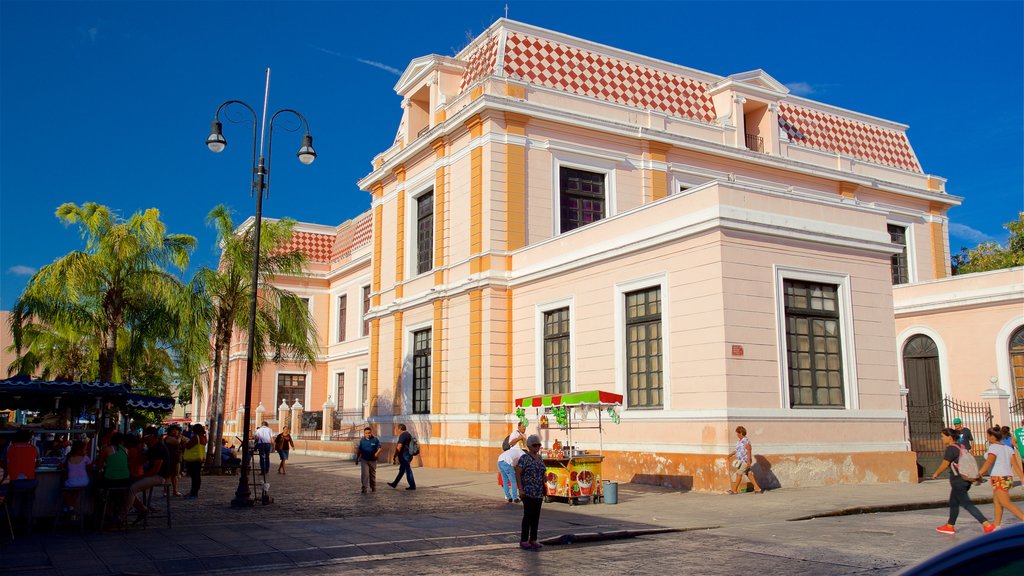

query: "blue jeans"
xmin=498 ymin=461 xmax=518 ymax=500
xmin=256 ymin=443 xmax=271 ymax=476
xmin=392 ymin=456 xmax=416 ymax=488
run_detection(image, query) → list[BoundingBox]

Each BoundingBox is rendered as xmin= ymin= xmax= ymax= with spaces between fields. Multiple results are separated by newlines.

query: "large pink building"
xmin=199 ymin=20 xmax=1024 ymax=490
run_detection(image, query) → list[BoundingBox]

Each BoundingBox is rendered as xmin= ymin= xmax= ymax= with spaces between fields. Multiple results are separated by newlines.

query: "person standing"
xmin=254 ymin=421 xmax=274 ymax=477
xmin=931 ymin=427 xmax=994 ymax=535
xmin=355 ymin=426 xmax=382 ymax=493
xmin=182 ymin=423 xmax=207 ymax=499
xmin=505 ymin=423 xmax=527 ymax=449
xmin=163 ymin=424 xmax=184 ymax=496
xmin=515 ymin=434 xmax=546 ymax=550
xmin=976 ymin=426 xmax=1024 ymax=529
xmin=387 ymin=423 xmax=416 ymax=490
xmin=275 ymin=427 xmax=295 ymax=474
xmin=727 ymin=426 xmax=763 ymax=494
xmin=953 ymin=418 xmax=973 ymax=451
xmin=498 ymin=442 xmax=525 ymax=503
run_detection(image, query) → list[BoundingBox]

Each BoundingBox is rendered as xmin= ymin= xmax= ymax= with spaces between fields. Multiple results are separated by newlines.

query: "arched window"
xmin=1010 ymin=326 xmax=1024 ymax=403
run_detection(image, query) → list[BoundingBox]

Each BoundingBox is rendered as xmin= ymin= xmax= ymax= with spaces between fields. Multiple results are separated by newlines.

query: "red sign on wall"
xmin=731 ymin=345 xmax=744 ymax=357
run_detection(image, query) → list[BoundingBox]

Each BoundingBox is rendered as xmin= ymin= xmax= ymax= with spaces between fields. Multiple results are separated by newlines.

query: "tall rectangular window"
xmin=543 ymin=308 xmax=571 ymax=394
xmin=625 ymin=287 xmax=663 ymax=408
xmin=416 ymin=191 xmax=434 ymax=275
xmin=559 ymin=167 xmax=606 ymax=233
xmin=362 ymin=285 xmax=371 ymax=337
xmin=888 ymin=224 xmax=909 ymax=285
xmin=277 ymin=374 xmax=306 ymax=407
xmin=784 ymin=279 xmax=844 ymax=408
xmin=335 ymin=372 xmax=345 ymax=410
xmin=412 ymin=329 xmax=431 ymax=414
xmin=337 ymin=294 xmax=347 ymax=342
xmin=359 ymin=368 xmax=369 ymax=411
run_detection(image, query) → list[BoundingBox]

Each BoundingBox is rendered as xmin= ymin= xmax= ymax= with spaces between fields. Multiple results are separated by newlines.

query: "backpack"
xmin=408 ymin=436 xmax=420 ymax=456
xmin=952 ymin=445 xmax=979 ymax=481
xmin=501 ymin=434 xmax=512 ymax=451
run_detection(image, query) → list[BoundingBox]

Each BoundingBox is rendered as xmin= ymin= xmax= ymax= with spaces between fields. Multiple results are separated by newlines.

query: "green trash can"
xmin=603 ymin=480 xmax=618 ymax=504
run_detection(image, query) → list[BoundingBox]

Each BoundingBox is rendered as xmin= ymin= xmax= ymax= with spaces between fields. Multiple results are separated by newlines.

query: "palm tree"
xmin=10 ymin=203 xmax=196 ymax=383
xmin=5 ymin=320 xmax=97 ymax=380
xmin=192 ymin=205 xmax=319 ymax=461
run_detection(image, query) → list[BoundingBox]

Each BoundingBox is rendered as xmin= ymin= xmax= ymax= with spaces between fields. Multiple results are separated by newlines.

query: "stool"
xmin=140 ymin=481 xmax=172 ymax=529
xmin=52 ymin=487 xmax=87 ymax=533
xmin=98 ymin=486 xmax=130 ymax=532
xmin=7 ymin=480 xmax=37 ymax=534
xmin=0 ymin=484 xmax=13 ymax=541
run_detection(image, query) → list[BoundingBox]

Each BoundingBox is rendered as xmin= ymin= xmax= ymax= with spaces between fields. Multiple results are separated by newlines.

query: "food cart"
xmin=514 ymin=390 xmax=621 ymax=505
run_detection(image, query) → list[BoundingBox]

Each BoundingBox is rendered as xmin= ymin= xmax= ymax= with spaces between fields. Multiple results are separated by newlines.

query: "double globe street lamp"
xmin=205 ymin=69 xmax=316 ymax=507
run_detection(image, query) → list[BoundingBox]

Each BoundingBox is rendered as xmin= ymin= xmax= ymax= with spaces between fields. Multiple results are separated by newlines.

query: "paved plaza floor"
xmin=1 ymin=453 xmax=1021 ymax=576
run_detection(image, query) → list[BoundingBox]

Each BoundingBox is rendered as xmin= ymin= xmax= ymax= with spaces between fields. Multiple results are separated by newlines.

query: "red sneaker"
xmin=983 ymin=523 xmax=996 ymax=534
xmin=935 ymin=525 xmax=956 ymax=535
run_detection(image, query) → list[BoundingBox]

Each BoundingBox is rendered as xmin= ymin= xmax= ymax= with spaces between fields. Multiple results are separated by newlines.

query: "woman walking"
xmin=727 ymin=426 xmax=763 ymax=494
xmin=931 ymin=427 xmax=995 ymax=534
xmin=515 ymin=434 xmax=547 ymax=550
xmin=977 ymin=426 xmax=1024 ymax=529
xmin=182 ymin=423 xmax=208 ymax=499
xmin=275 ymin=427 xmax=295 ymax=474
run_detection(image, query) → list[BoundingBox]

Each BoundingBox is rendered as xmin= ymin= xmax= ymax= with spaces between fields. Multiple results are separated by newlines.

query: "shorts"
xmin=65 ymin=479 xmax=89 ymax=489
xmin=991 ymin=475 xmax=1013 ymax=492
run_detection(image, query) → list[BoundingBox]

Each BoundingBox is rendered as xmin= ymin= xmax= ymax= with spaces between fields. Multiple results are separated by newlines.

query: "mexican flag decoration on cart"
xmin=514 ymin=390 xmax=623 ymax=408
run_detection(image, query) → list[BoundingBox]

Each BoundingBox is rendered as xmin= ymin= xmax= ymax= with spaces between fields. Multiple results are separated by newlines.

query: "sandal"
xmin=754 ymin=489 xmax=764 ymax=494
xmin=726 ymin=490 xmax=736 ymax=494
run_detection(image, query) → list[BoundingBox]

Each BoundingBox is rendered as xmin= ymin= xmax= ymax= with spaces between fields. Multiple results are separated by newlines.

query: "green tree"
xmin=951 ymin=213 xmax=1024 ymax=274
xmin=9 ymin=202 xmax=196 ymax=383
xmin=5 ymin=321 xmax=97 ymax=380
xmin=191 ymin=205 xmax=319 ymax=460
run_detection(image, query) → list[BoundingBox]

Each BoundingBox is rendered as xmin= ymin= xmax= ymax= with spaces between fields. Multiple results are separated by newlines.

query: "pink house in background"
xmin=197 ymin=19 xmax=1024 ymax=491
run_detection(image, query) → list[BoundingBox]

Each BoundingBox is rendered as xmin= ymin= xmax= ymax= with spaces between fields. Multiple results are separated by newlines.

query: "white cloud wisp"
xmin=6 ymin=265 xmax=37 ymax=276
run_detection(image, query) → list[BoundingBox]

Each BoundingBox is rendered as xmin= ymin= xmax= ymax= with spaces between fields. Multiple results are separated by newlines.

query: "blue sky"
xmin=2 ymin=1 xmax=1022 ymax=310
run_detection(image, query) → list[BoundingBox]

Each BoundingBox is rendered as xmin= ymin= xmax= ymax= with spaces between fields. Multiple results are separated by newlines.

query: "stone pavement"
xmin=1 ymin=453 xmax=1020 ymax=576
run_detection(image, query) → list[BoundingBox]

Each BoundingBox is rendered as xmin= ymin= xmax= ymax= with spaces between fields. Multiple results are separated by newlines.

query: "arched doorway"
xmin=1010 ymin=326 xmax=1024 ymax=404
xmin=904 ymin=334 xmax=943 ymax=453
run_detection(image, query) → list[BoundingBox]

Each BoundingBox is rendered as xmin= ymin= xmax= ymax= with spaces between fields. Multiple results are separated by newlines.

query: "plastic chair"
xmin=0 ymin=470 xmax=14 ymax=541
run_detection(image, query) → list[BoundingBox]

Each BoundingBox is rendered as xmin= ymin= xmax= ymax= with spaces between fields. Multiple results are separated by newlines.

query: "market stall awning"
xmin=0 ymin=375 xmax=175 ymax=412
xmin=515 ymin=390 xmax=623 ymax=408
xmin=127 ymin=393 xmax=175 ymax=411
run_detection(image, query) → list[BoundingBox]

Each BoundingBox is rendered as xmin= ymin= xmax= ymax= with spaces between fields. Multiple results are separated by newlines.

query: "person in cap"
xmin=953 ymin=418 xmax=973 ymax=452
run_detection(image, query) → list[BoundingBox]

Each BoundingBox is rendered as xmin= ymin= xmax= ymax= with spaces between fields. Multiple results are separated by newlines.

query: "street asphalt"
xmin=1 ymin=453 xmax=1021 ymax=576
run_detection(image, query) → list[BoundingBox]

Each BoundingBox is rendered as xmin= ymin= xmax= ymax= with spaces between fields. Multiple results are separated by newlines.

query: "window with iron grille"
xmin=1011 ymin=326 xmax=1024 ymax=403
xmin=335 ymin=372 xmax=345 ymax=410
xmin=277 ymin=373 xmax=306 ymax=407
xmin=362 ymin=285 xmax=371 ymax=337
xmin=625 ymin=287 xmax=663 ymax=408
xmin=888 ymin=224 xmax=909 ymax=285
xmin=543 ymin=307 xmax=571 ymax=394
xmin=416 ymin=191 xmax=434 ymax=275
xmin=337 ymin=294 xmax=347 ymax=342
xmin=559 ymin=167 xmax=606 ymax=233
xmin=412 ymin=329 xmax=431 ymax=414
xmin=783 ymin=279 xmax=845 ymax=408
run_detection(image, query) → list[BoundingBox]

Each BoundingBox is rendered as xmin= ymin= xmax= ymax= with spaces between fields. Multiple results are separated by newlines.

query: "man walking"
xmin=387 ymin=423 xmax=416 ymax=490
xmin=254 ymin=421 xmax=274 ymax=477
xmin=953 ymin=418 xmax=973 ymax=451
xmin=356 ymin=426 xmax=382 ymax=493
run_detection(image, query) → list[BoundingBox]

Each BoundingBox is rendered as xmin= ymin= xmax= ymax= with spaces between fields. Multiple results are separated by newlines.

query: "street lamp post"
xmin=206 ymin=68 xmax=316 ymax=507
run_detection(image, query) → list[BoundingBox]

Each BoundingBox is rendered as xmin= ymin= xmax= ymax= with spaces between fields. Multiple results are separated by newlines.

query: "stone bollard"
xmin=291 ymin=399 xmax=304 ymax=436
xmin=278 ymin=400 xmax=290 ymax=432
xmin=322 ymin=397 xmax=336 ymax=441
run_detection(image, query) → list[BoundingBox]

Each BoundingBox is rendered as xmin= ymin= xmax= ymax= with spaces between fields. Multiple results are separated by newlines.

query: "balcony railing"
xmin=745 ymin=133 xmax=764 ymax=153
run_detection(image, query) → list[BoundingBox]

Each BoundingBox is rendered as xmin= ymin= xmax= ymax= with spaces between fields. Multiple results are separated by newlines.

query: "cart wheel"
xmin=544 ymin=496 xmax=551 ymax=503
xmin=592 ymin=496 xmax=600 ymax=504
xmin=569 ymin=498 xmax=576 ymax=506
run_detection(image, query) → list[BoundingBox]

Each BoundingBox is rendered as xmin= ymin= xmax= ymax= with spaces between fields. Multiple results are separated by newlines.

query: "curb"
xmin=789 ymin=493 xmax=1024 ymax=521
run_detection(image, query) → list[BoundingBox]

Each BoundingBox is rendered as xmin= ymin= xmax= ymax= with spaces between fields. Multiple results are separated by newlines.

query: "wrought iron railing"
xmin=908 ymin=395 xmax=993 ymax=456
xmin=1010 ymin=399 xmax=1023 ymax=426
xmin=745 ymin=133 xmax=764 ymax=153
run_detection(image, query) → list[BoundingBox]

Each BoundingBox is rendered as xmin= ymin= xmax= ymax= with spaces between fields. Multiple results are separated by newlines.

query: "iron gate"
xmin=909 ymin=396 xmax=992 ymax=456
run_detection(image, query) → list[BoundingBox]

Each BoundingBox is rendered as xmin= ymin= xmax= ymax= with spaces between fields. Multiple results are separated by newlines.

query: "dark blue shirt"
xmin=358 ymin=436 xmax=381 ymax=461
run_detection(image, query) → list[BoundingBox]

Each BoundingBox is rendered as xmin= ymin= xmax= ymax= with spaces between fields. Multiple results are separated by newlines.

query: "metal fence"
xmin=909 ymin=396 xmax=992 ymax=456
xmin=1010 ymin=399 xmax=1023 ymax=427
xmin=332 ymin=409 xmax=365 ymax=440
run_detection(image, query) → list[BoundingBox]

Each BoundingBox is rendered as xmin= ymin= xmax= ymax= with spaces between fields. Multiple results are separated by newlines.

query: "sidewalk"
xmin=0 ymin=454 xmax=1017 ymax=576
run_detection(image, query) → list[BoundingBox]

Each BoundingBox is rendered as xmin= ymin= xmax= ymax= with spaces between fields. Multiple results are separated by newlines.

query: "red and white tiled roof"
xmin=778 ymin=103 xmax=921 ymax=173
xmin=278 ymin=230 xmax=335 ymax=263
xmin=331 ymin=212 xmax=373 ymax=264
xmin=455 ymin=22 xmax=921 ymax=174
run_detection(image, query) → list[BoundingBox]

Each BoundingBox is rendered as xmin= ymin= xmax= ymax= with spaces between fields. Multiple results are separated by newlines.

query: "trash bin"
xmin=603 ymin=480 xmax=618 ymax=504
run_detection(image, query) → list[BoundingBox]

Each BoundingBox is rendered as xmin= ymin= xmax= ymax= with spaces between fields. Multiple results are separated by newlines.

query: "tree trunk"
xmin=205 ymin=336 xmax=224 ymax=465
xmin=98 ymin=324 xmax=118 ymax=382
